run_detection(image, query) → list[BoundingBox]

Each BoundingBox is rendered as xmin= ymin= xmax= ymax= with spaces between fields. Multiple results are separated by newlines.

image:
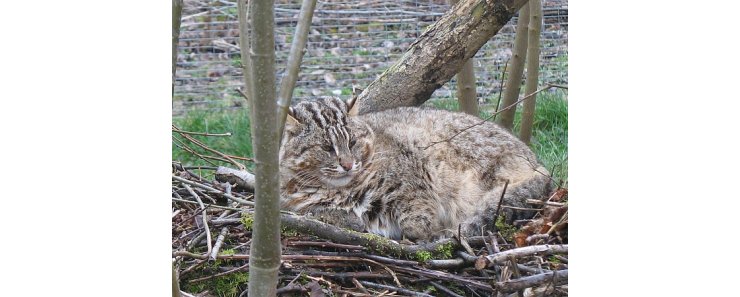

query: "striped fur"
xmin=279 ymin=97 xmax=552 ymax=242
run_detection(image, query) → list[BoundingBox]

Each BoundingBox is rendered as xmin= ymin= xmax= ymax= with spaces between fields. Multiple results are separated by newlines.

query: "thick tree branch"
xmin=356 ymin=0 xmax=528 ymax=113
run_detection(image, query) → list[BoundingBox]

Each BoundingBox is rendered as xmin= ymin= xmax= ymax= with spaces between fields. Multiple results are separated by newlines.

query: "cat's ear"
xmin=285 ymin=107 xmax=301 ymax=133
xmin=347 ymin=86 xmax=363 ymax=116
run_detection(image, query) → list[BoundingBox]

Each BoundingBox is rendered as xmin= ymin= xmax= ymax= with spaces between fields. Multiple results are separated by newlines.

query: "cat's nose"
xmin=340 ymin=159 xmax=353 ymax=171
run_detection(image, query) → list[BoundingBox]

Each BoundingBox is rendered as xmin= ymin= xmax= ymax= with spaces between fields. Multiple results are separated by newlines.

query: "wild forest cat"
xmin=279 ymin=96 xmax=552 ymax=242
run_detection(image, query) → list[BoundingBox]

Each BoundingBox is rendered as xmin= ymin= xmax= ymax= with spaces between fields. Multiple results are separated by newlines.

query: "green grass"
xmin=172 ymin=109 xmax=253 ymax=176
xmin=173 ymin=90 xmax=567 ymax=184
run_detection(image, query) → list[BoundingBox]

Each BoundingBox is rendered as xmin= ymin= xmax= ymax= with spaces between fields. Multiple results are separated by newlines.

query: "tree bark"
xmin=245 ymin=0 xmax=281 ymax=296
xmin=518 ymin=0 xmax=542 ymax=145
xmin=449 ymin=0 xmax=479 ymax=117
xmin=237 ymin=0 xmax=253 ymax=101
xmin=496 ymin=3 xmax=529 ymax=130
xmin=456 ymin=58 xmax=479 ymax=116
xmin=355 ymin=0 xmax=528 ymax=114
xmin=172 ymin=0 xmax=183 ymax=96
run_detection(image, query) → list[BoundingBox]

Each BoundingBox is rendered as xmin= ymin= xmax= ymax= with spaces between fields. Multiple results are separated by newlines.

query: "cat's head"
xmin=280 ymin=96 xmax=374 ymax=188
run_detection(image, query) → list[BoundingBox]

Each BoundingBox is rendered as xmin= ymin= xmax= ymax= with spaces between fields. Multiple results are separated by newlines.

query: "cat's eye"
xmin=349 ymin=139 xmax=357 ymax=147
xmin=321 ymin=144 xmax=334 ymax=153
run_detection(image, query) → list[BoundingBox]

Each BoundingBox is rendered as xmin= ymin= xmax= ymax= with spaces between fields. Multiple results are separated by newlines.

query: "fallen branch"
xmin=494 ymin=269 xmax=567 ymax=293
xmin=280 ymin=212 xmax=458 ymax=258
xmin=214 ymin=166 xmax=255 ymax=191
xmin=486 ymin=244 xmax=568 ymax=266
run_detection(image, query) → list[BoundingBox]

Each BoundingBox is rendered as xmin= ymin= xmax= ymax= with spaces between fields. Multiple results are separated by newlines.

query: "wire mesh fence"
xmin=173 ymin=0 xmax=567 ymax=116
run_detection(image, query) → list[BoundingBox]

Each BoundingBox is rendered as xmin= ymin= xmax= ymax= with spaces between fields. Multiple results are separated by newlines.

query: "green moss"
xmin=359 ymin=232 xmax=403 ymax=256
xmin=219 ymin=249 xmax=236 ymax=256
xmin=281 ymin=226 xmax=299 ymax=237
xmin=495 ymin=216 xmax=518 ymax=241
xmin=415 ymin=250 xmax=433 ymax=262
xmin=212 ymin=272 xmax=249 ymax=297
xmin=183 ymin=282 xmax=207 ymax=294
xmin=182 ymin=262 xmax=249 ymax=297
xmin=434 ymin=242 xmax=455 ymax=259
xmin=240 ymin=213 xmax=254 ymax=230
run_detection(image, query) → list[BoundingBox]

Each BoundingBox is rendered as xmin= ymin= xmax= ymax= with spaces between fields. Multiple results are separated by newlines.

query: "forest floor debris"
xmin=172 ymin=161 xmax=568 ymax=297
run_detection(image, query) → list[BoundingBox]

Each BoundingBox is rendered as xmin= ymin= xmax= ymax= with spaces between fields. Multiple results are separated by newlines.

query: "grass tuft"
xmin=172 ymin=109 xmax=254 ymax=174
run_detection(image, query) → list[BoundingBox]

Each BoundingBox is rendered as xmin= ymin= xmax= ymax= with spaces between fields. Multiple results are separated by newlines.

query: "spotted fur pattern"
xmin=279 ymin=97 xmax=552 ymax=242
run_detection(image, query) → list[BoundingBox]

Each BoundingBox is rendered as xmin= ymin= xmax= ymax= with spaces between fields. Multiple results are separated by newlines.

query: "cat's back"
xmin=362 ymin=107 xmax=546 ymax=188
xmin=359 ymin=107 xmax=538 ymax=165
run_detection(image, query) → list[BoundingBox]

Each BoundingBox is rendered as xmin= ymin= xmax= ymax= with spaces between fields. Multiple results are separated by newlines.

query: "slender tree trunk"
xmin=456 ymin=59 xmax=479 ymax=116
xmin=237 ymin=0 xmax=254 ymax=101
xmin=449 ymin=0 xmax=479 ymax=117
xmin=496 ymin=3 xmax=529 ymax=130
xmin=172 ymin=0 xmax=183 ymax=96
xmin=245 ymin=0 xmax=281 ymax=296
xmin=277 ymin=0 xmax=317 ymax=136
xmin=355 ymin=0 xmax=528 ymax=114
xmin=519 ymin=0 xmax=542 ymax=145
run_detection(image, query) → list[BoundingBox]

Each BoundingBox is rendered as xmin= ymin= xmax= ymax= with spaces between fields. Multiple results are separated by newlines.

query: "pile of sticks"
xmin=172 ymin=124 xmax=567 ymax=296
xmin=172 ymin=164 xmax=567 ymax=297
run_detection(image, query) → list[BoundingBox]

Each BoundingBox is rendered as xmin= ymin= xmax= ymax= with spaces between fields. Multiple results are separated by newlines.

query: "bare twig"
xmin=172 ymin=175 xmax=254 ymax=206
xmin=525 ymin=199 xmax=565 ymax=207
xmin=172 ymin=137 xmax=221 ymax=166
xmin=494 ymin=269 xmax=567 ymax=293
xmin=352 ymin=278 xmax=371 ymax=294
xmin=430 ymin=281 xmax=465 ymax=297
xmin=172 ymin=198 xmax=243 ymax=211
xmin=183 ymin=184 xmax=212 ymax=257
xmin=209 ymin=227 xmax=230 ymax=261
xmin=171 ymin=127 xmax=232 ymax=137
xmin=278 ymin=0 xmax=318 ymax=137
xmin=492 ymin=58 xmax=509 ymax=122
xmin=508 ymin=256 xmax=524 ymax=297
xmin=188 ymin=263 xmax=249 ymax=283
xmin=491 ymin=180 xmax=510 ymax=232
xmin=486 ymin=244 xmax=568 ymax=266
xmin=173 ymin=124 xmax=246 ymax=170
xmin=358 ymin=281 xmax=434 ymax=297
xmin=390 ymin=266 xmax=493 ymax=292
